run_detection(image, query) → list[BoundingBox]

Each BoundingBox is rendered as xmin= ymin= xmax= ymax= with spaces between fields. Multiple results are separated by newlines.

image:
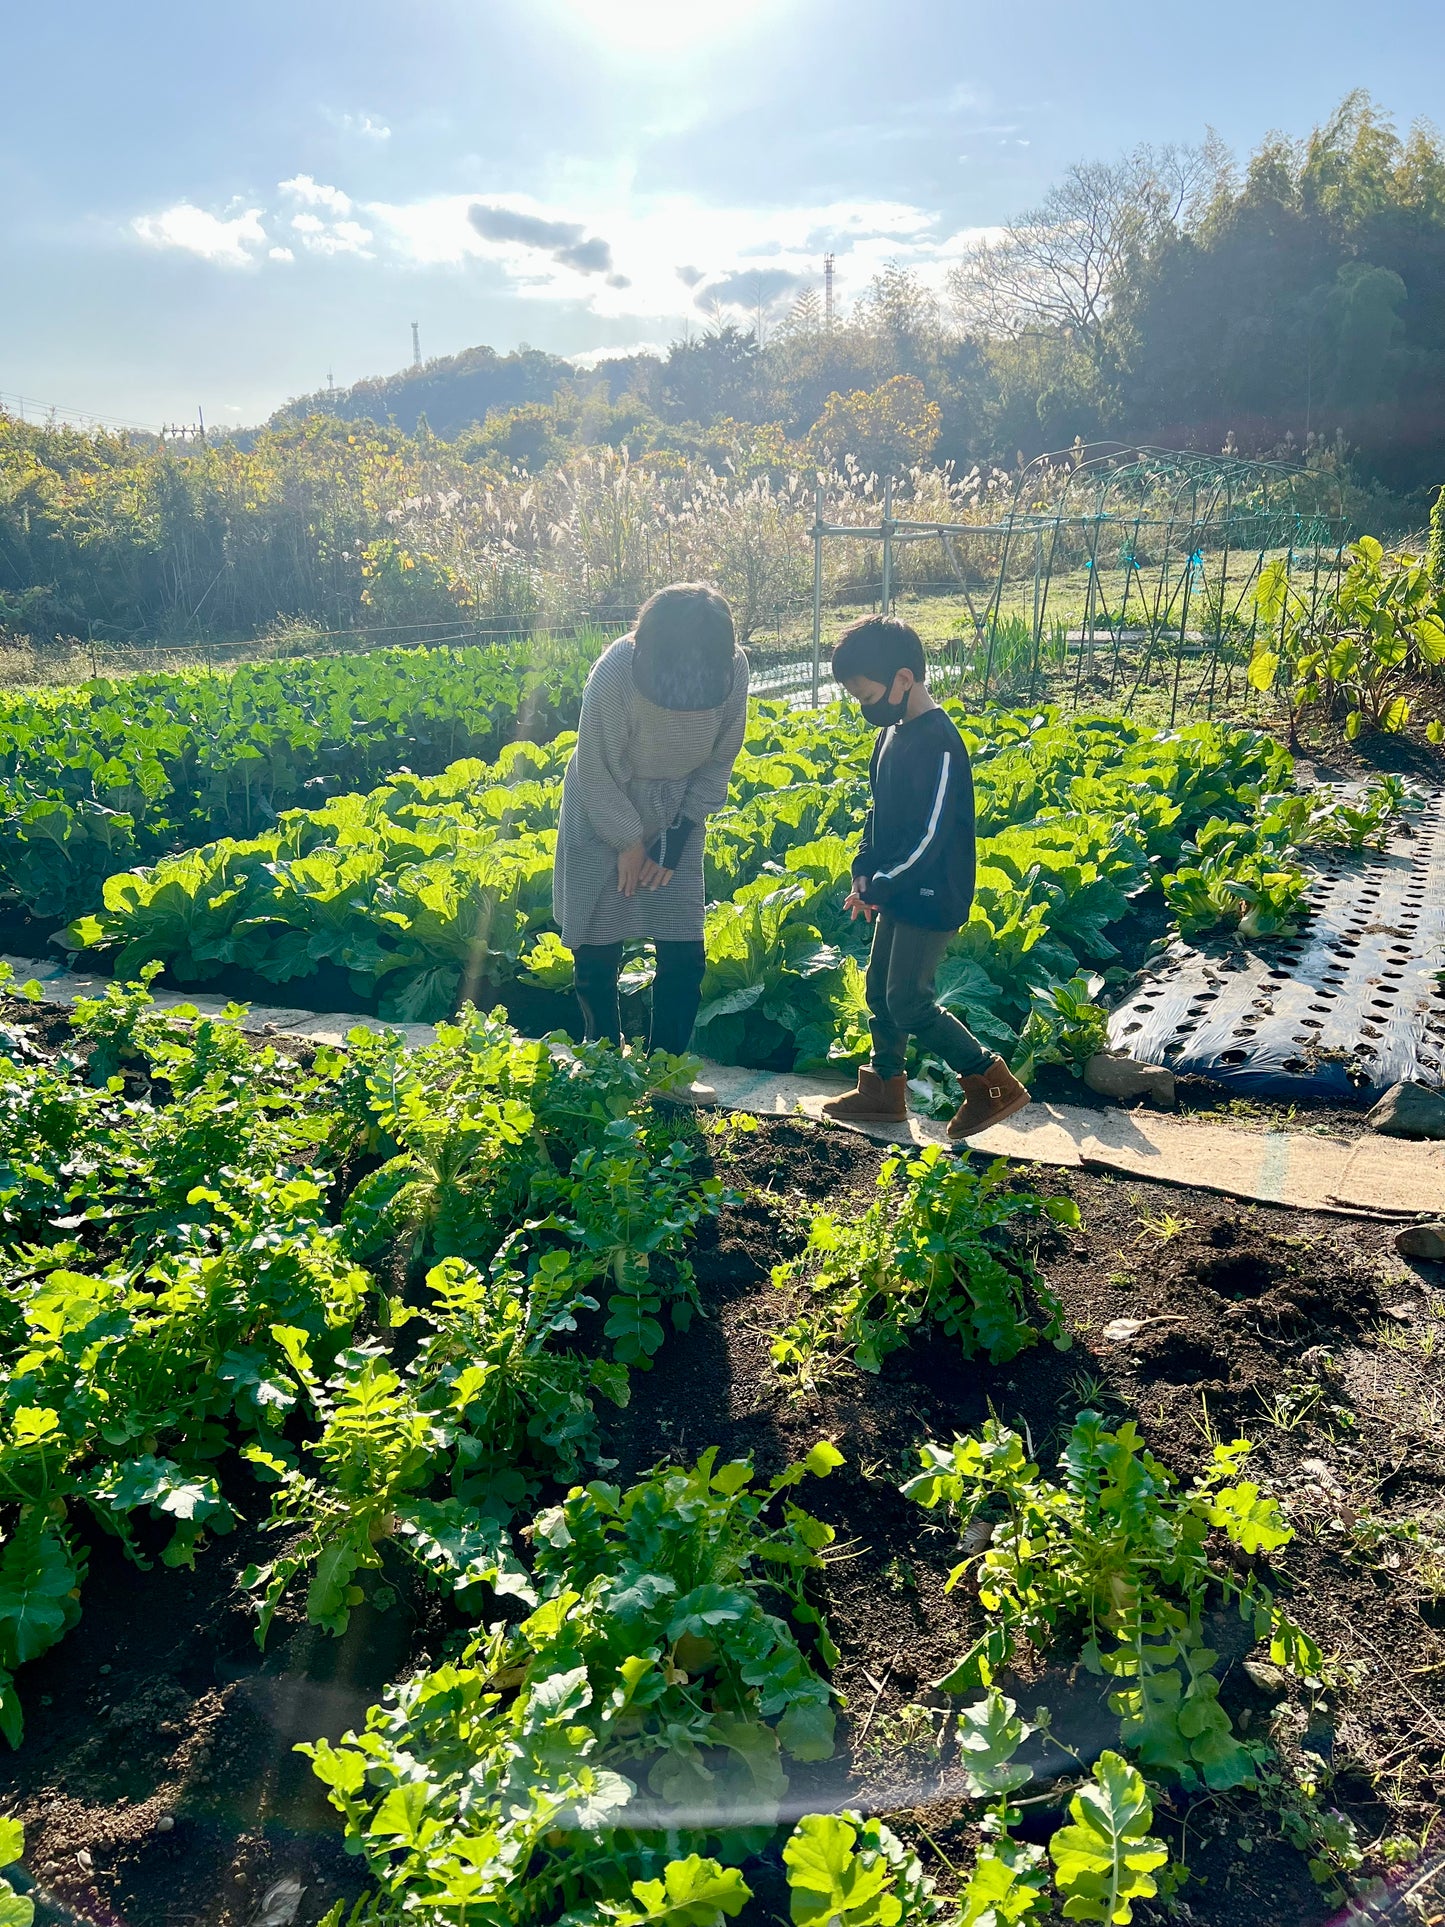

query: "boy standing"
xmin=820 ymin=615 xmax=1031 ymax=1140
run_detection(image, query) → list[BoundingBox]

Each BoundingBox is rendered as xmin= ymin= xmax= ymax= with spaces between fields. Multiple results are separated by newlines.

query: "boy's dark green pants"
xmin=865 ymin=912 xmax=992 ymax=1081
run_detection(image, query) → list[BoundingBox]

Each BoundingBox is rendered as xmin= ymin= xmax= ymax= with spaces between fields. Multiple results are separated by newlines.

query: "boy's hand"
xmin=617 ymin=841 xmax=647 ymax=897
xmin=845 ymin=876 xmax=877 ymax=923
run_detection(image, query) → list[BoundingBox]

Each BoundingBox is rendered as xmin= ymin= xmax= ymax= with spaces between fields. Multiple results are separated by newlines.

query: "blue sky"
xmin=5 ymin=0 xmax=1445 ymax=430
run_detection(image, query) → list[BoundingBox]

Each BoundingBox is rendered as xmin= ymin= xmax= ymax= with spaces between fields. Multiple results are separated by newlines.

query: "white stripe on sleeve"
xmin=874 ymin=752 xmax=952 ymax=882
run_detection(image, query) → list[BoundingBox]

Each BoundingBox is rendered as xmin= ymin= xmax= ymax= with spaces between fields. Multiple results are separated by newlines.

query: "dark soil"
xmin=606 ymin=1122 xmax=1445 ymax=1927
xmin=4 ymin=1106 xmax=1444 ymax=1926
xmin=2 ymin=1511 xmax=463 ymax=1927
xmin=1293 ymin=678 xmax=1445 ymax=782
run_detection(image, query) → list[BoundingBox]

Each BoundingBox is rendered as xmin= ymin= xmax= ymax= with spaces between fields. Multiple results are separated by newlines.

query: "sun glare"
xmin=550 ymin=0 xmax=777 ymax=56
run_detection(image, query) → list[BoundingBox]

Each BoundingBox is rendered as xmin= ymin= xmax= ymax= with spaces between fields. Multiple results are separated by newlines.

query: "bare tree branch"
xmin=948 ymin=139 xmax=1229 ymax=352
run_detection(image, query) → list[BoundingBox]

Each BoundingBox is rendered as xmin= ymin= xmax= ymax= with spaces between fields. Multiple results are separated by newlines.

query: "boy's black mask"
xmin=860 ymin=690 xmax=909 ymax=728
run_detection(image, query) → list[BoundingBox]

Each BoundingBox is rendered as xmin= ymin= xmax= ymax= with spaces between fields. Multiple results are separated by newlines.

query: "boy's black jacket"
xmin=856 ymin=706 xmax=976 ymax=930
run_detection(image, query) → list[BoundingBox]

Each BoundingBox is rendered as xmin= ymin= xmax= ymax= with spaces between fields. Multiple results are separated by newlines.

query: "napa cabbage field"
xmin=64 ymin=696 xmax=1295 ymax=1073
xmin=0 ymin=640 xmax=592 ymax=918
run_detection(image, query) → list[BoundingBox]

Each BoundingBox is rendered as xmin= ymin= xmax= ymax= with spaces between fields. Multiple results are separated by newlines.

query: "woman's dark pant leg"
xmin=572 ymin=941 xmax=624 ymax=1045
xmin=650 ymin=940 xmax=707 ymax=1055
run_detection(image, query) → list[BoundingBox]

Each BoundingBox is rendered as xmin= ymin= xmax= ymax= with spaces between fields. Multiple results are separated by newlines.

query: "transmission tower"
xmin=823 ymin=253 xmax=835 ymax=330
xmin=411 ymin=321 xmax=421 ymax=367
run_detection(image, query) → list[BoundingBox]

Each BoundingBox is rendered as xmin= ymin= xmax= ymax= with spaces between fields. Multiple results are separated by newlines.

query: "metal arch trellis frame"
xmin=807 ymin=443 xmax=1350 ymax=720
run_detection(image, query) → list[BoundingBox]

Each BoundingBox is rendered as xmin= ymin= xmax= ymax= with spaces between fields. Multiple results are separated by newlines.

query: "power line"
xmin=0 ymin=388 xmax=168 ymax=435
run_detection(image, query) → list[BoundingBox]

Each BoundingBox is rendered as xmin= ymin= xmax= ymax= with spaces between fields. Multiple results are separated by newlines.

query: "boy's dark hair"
xmin=631 ymin=582 xmax=736 ymax=709
xmin=831 ymin=615 xmax=926 ymax=687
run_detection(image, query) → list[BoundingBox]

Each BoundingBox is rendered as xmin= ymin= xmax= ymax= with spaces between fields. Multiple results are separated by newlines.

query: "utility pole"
xmin=823 ymin=253 xmax=835 ymax=331
xmin=197 ymin=405 xmax=205 ymax=442
xmin=411 ymin=321 xmax=421 ymax=367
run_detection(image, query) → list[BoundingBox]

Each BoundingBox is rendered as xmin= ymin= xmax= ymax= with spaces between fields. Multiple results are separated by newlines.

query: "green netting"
xmin=814 ymin=443 xmax=1350 ymax=722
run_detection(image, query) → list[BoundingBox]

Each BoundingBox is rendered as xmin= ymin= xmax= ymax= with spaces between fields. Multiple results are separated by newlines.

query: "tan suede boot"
xmin=821 ymin=1068 xmax=909 ymax=1123
xmin=946 ymin=1058 xmax=1031 ymax=1140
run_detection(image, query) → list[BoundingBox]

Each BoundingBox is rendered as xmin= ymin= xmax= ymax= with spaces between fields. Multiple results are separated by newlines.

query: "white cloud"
xmin=281 ymin=177 xmax=373 ymax=256
xmin=338 ymin=112 xmax=391 ymax=140
xmin=364 ymin=189 xmax=986 ymax=321
xmin=280 ymin=174 xmax=353 ymax=215
xmin=287 ymin=211 xmax=374 ymax=256
xmin=132 ymin=201 xmax=268 ymax=267
xmin=569 ymin=339 xmax=672 ymax=368
xmin=127 ymin=176 xmax=992 ymax=311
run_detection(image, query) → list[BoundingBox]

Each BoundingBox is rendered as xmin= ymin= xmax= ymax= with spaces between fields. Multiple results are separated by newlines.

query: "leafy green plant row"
xmin=306 ymin=1414 xmax=1322 ymax=1927
xmin=0 ymin=962 xmax=1183 ymax=1925
xmin=72 ymin=702 xmax=1299 ymax=1069
xmin=297 ymin=1416 xmax=1175 ymax=1927
xmin=301 ymin=1411 xmax=1351 ymax=1927
xmin=771 ymin=1144 xmax=1078 ymax=1383
xmin=305 ymin=1445 xmax=847 ymax=1927
xmin=1161 ymin=773 xmax=1420 ymax=942
xmin=312 ymin=1635 xmax=1174 ymax=1927
xmin=905 ymin=1411 xmax=1362 ymax=1900
xmin=0 ymin=639 xmax=592 ymax=918
xmin=0 ymin=965 xmax=725 ymax=1742
xmin=1 ymin=968 xmax=1351 ymax=1920
xmin=287 ymin=1137 xmax=1342 ymax=1926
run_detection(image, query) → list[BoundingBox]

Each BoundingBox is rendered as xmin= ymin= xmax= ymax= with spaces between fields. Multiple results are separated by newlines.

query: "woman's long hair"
xmin=630 ymin=582 xmax=735 ymax=710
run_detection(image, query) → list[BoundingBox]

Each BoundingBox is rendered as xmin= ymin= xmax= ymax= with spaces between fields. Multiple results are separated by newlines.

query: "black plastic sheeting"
xmin=1109 ymin=784 xmax=1445 ymax=1101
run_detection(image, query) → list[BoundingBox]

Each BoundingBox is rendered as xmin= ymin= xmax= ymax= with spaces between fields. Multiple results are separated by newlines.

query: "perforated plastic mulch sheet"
xmin=1109 ymin=784 xmax=1445 ymax=1101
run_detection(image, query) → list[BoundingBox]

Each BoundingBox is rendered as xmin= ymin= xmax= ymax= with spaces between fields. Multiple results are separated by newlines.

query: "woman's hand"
xmin=617 ymin=841 xmax=648 ymax=897
xmin=844 ymin=875 xmax=877 ymax=923
xmin=638 ymin=857 xmax=675 ymax=891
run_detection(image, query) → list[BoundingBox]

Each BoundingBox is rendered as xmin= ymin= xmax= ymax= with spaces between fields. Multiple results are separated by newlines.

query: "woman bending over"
xmin=553 ymin=582 xmax=749 ymax=1055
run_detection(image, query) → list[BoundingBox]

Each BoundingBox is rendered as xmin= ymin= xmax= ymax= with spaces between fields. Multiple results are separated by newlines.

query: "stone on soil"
xmin=1394 ymin=1221 xmax=1445 ymax=1261
xmin=1368 ymin=1081 xmax=1445 ymax=1140
xmin=1241 ymin=1660 xmax=1289 ymax=1698
xmin=1084 ymin=1051 xmax=1176 ymax=1106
